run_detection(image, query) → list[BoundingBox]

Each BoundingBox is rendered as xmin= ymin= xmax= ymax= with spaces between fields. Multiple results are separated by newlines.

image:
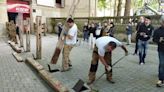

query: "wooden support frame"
xmin=36 ymin=16 xmax=42 ymax=59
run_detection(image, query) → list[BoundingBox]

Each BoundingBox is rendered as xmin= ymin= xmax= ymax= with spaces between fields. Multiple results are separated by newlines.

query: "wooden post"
xmin=18 ymin=13 xmax=24 ymax=47
xmin=26 ymin=18 xmax=31 ymax=52
xmin=36 ymin=16 xmax=42 ymax=59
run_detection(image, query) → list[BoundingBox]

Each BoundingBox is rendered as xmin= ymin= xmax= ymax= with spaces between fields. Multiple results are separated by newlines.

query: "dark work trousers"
xmin=134 ymin=35 xmax=139 ymax=54
xmin=88 ymin=46 xmax=112 ymax=81
xmin=158 ymin=51 xmax=164 ymax=81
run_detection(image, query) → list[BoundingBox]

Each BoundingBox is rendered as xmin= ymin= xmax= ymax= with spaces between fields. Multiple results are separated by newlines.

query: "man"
xmin=137 ymin=16 xmax=154 ymax=65
xmin=108 ymin=22 xmax=115 ymax=37
xmin=83 ymin=22 xmax=89 ymax=42
xmin=62 ymin=18 xmax=78 ymax=71
xmin=89 ymin=23 xmax=96 ymax=49
xmin=126 ymin=21 xmax=132 ymax=45
xmin=153 ymin=15 xmax=164 ymax=87
xmin=95 ymin=22 xmax=103 ymax=39
xmin=15 ymin=23 xmax=21 ymax=44
xmin=101 ymin=22 xmax=109 ymax=37
xmin=133 ymin=16 xmax=144 ymax=55
xmin=87 ymin=36 xmax=128 ymax=84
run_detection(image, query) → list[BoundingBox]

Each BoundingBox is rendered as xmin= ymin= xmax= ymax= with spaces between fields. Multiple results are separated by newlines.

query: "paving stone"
xmin=0 ymin=37 xmax=53 ymax=92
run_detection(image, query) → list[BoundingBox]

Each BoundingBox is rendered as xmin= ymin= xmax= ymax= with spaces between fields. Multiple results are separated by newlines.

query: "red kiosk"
xmin=7 ymin=0 xmax=30 ymax=23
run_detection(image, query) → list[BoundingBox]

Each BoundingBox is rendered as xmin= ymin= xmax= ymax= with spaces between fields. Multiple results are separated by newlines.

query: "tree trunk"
xmin=114 ymin=0 xmax=117 ymax=16
xmin=124 ymin=0 xmax=131 ymax=16
xmin=117 ymin=0 xmax=122 ymax=16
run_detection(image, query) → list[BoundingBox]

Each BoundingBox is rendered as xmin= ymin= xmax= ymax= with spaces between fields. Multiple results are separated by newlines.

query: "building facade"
xmin=0 ymin=0 xmax=96 ymax=36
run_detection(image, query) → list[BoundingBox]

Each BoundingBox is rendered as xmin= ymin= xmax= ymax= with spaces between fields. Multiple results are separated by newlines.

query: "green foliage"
xmin=147 ymin=0 xmax=159 ymax=10
xmin=132 ymin=0 xmax=159 ymax=10
xmin=98 ymin=0 xmax=108 ymax=10
xmin=132 ymin=0 xmax=143 ymax=9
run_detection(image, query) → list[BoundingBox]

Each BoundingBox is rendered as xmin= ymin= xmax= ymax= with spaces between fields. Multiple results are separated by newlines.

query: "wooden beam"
xmin=17 ymin=13 xmax=24 ymax=48
xmin=36 ymin=16 xmax=42 ymax=59
xmin=25 ymin=58 xmax=69 ymax=92
xmin=25 ymin=18 xmax=31 ymax=52
xmin=12 ymin=52 xmax=23 ymax=62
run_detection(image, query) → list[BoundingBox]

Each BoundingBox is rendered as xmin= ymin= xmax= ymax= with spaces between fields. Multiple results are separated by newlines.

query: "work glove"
xmin=106 ymin=66 xmax=111 ymax=71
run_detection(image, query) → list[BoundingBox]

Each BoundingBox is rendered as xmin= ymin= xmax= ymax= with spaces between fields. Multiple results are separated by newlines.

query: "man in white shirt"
xmin=87 ymin=36 xmax=128 ymax=84
xmin=62 ymin=18 xmax=78 ymax=71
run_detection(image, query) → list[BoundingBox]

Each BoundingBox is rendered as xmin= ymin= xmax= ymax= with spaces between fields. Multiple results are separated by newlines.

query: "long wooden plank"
xmin=36 ymin=16 xmax=42 ymax=59
xmin=26 ymin=18 xmax=31 ymax=52
xmin=26 ymin=58 xmax=69 ymax=92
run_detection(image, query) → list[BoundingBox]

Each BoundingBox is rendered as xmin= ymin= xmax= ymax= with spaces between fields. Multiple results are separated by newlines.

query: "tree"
xmin=117 ymin=0 xmax=122 ymax=16
xmin=114 ymin=0 xmax=117 ymax=16
xmin=124 ymin=0 xmax=131 ymax=16
xmin=98 ymin=0 xmax=108 ymax=16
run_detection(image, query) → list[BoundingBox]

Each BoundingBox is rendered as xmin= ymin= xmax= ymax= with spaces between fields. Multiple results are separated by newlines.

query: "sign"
xmin=7 ymin=3 xmax=30 ymax=13
xmin=37 ymin=0 xmax=55 ymax=7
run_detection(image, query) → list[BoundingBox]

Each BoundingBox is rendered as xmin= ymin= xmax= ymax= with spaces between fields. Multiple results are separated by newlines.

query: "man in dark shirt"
xmin=89 ymin=23 xmax=97 ymax=49
xmin=153 ymin=15 xmax=164 ymax=87
xmin=133 ymin=16 xmax=144 ymax=55
xmin=83 ymin=22 xmax=89 ymax=42
xmin=137 ymin=16 xmax=154 ymax=65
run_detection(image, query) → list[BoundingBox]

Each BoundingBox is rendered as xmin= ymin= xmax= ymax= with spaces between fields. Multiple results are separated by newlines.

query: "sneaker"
xmin=140 ymin=63 xmax=144 ymax=65
xmin=107 ymin=78 xmax=115 ymax=84
xmin=87 ymin=80 xmax=95 ymax=85
xmin=156 ymin=80 xmax=164 ymax=87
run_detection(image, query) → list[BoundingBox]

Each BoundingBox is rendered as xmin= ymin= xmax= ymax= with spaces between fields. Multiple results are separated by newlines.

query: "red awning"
xmin=7 ymin=3 xmax=30 ymax=13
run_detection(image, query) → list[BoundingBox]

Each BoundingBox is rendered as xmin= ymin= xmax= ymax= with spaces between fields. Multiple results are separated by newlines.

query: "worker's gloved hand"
xmin=106 ymin=66 xmax=111 ymax=71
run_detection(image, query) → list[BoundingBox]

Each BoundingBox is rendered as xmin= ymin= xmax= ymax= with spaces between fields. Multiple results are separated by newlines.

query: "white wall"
xmin=0 ymin=0 xmax=8 ymax=36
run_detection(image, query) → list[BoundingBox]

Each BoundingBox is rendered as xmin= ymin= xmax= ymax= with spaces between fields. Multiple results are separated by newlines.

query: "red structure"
xmin=7 ymin=0 xmax=30 ymax=22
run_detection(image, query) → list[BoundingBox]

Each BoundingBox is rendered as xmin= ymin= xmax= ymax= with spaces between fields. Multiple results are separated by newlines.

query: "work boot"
xmin=87 ymin=80 xmax=95 ymax=85
xmin=60 ymin=67 xmax=70 ymax=72
xmin=156 ymin=80 xmax=164 ymax=87
xmin=107 ymin=78 xmax=115 ymax=84
xmin=69 ymin=64 xmax=72 ymax=67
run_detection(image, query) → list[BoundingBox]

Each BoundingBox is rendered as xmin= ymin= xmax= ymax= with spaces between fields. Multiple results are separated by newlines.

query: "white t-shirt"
xmin=95 ymin=36 xmax=123 ymax=56
xmin=66 ymin=23 xmax=78 ymax=45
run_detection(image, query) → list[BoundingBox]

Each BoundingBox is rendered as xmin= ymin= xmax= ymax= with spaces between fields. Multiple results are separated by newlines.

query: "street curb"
xmin=12 ymin=52 xmax=23 ymax=62
xmin=8 ymin=41 xmax=22 ymax=53
xmin=25 ymin=58 xmax=69 ymax=92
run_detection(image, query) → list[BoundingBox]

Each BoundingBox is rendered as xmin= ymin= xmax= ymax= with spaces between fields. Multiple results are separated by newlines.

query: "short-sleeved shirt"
xmin=66 ymin=23 xmax=78 ymax=45
xmin=95 ymin=36 xmax=123 ymax=56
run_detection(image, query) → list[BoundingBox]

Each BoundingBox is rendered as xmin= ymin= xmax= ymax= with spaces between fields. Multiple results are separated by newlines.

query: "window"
xmin=56 ymin=0 xmax=64 ymax=8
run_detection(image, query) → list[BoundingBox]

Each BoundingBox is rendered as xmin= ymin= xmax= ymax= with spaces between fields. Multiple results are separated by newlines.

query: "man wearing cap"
xmin=87 ymin=36 xmax=128 ymax=84
xmin=62 ymin=18 xmax=78 ymax=71
xmin=153 ymin=15 xmax=164 ymax=87
xmin=137 ymin=16 xmax=154 ymax=65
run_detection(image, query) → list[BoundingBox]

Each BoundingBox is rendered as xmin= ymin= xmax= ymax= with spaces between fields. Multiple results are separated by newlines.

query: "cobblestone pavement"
xmin=0 ymin=37 xmax=53 ymax=92
xmin=18 ymin=34 xmax=164 ymax=92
